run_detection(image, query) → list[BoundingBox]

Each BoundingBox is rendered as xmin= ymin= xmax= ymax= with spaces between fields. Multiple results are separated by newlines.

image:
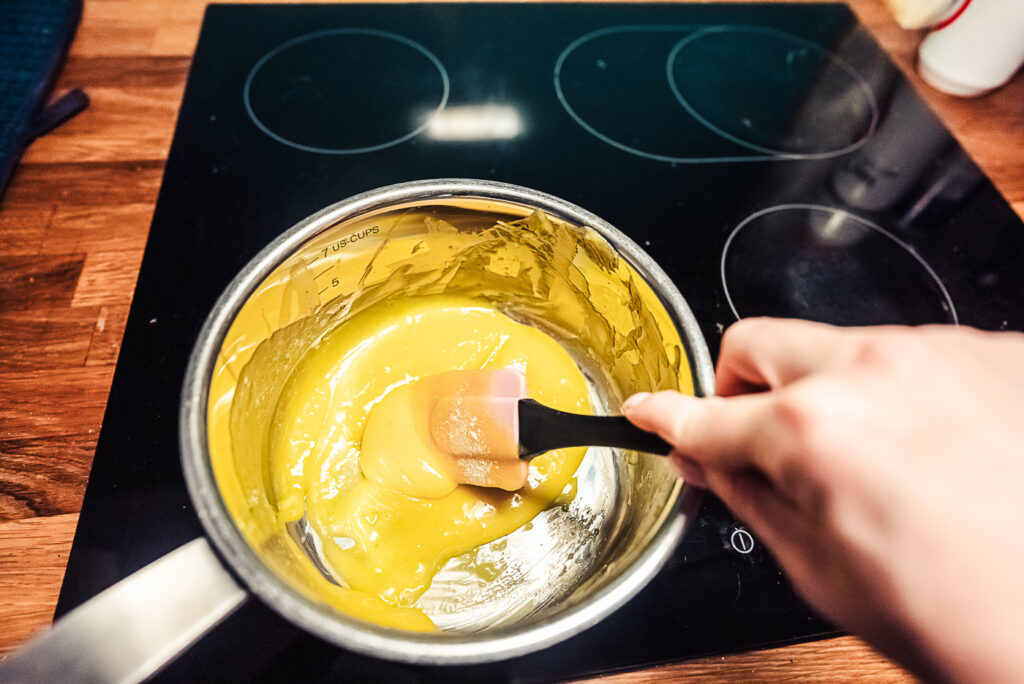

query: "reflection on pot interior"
xmin=207 ymin=200 xmax=693 ymax=632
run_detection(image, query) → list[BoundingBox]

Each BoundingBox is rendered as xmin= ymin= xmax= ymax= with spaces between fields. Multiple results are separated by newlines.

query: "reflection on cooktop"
xmin=721 ymin=204 xmax=957 ymax=326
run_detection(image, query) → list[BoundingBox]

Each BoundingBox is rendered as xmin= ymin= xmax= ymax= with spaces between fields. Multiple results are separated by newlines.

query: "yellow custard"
xmin=208 ymin=207 xmax=692 ymax=633
xmin=362 ymin=368 xmax=531 ymax=495
xmin=264 ymin=295 xmax=590 ymax=622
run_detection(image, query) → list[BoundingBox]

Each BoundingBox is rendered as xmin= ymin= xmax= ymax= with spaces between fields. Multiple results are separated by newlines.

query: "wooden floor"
xmin=2 ymin=0 xmax=1022 ymax=679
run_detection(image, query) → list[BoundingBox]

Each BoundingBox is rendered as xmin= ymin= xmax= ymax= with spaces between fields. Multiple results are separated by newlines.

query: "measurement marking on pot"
xmin=315 ymin=226 xmax=382 ymax=261
xmin=314 ymin=266 xmax=333 ymax=280
xmin=318 ymin=275 xmax=341 ymax=296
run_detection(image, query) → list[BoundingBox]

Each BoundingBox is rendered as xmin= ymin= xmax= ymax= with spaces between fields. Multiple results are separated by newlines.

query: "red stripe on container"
xmin=934 ymin=0 xmax=973 ymax=31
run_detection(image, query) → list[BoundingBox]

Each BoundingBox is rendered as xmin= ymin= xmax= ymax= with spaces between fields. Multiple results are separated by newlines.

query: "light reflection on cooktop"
xmin=721 ymin=204 xmax=958 ymax=326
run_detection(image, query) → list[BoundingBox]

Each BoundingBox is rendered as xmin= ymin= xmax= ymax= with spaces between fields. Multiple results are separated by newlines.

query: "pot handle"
xmin=0 ymin=537 xmax=246 ymax=683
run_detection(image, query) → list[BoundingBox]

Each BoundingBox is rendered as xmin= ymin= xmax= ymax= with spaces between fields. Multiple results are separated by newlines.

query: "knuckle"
xmin=852 ymin=332 xmax=923 ymax=371
xmin=769 ymin=390 xmax=838 ymax=514
xmin=772 ymin=390 xmax=818 ymax=441
xmin=772 ymin=384 xmax=839 ymax=456
xmin=721 ymin=318 xmax=767 ymax=353
xmin=667 ymin=396 xmax=718 ymax=445
xmin=718 ymin=323 xmax=746 ymax=359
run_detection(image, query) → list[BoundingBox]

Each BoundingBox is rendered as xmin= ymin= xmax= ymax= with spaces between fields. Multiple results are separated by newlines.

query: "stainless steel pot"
xmin=0 ymin=179 xmax=714 ymax=681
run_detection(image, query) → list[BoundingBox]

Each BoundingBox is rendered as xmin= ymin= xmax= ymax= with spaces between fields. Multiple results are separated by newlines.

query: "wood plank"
xmin=1 ymin=161 xmax=164 ymax=209
xmin=23 ymin=87 xmax=183 ymax=164
xmin=0 ymin=436 xmax=94 ymax=520
xmin=70 ymin=250 xmax=144 ymax=307
xmin=0 ymin=307 xmax=99 ymax=371
xmin=914 ymin=78 xmax=1024 ymax=205
xmin=0 ymin=254 xmax=85 ymax=313
xmin=0 ymin=513 xmax=78 ymax=652
xmin=0 ymin=366 xmax=114 ymax=440
xmin=47 ymin=204 xmax=151 ymax=257
xmin=70 ymin=0 xmax=157 ymax=58
xmin=59 ymin=56 xmax=191 ymax=89
xmin=0 ymin=207 xmax=54 ymax=256
xmin=583 ymin=636 xmax=912 ymax=682
xmin=85 ymin=305 xmax=130 ymax=367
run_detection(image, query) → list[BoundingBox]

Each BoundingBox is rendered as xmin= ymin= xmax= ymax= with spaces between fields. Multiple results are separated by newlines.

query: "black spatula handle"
xmin=517 ymin=399 xmax=673 ymax=460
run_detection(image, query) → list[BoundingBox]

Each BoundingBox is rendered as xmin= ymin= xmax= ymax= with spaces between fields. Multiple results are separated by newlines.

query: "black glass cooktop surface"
xmin=56 ymin=3 xmax=1024 ymax=681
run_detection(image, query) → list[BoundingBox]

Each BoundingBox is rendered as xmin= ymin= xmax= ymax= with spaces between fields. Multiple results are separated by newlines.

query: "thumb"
xmin=624 ymin=392 xmax=817 ymax=562
xmin=622 ymin=390 xmax=778 ymax=478
xmin=622 ymin=391 xmax=709 ymax=487
xmin=622 ymin=390 xmax=701 ymax=436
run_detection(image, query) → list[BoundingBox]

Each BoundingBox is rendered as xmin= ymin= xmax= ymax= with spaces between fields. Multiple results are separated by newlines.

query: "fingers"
xmin=622 ymin=390 xmax=783 ymax=476
xmin=625 ymin=391 xmax=826 ymax=572
xmin=716 ymin=317 xmax=860 ymax=396
xmin=711 ymin=468 xmax=816 ymax=565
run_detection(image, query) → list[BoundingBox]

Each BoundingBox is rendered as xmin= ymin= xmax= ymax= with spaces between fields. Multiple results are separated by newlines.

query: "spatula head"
xmin=431 ymin=394 xmax=519 ymax=454
xmin=361 ymin=369 xmax=529 ymax=495
xmin=429 ymin=369 xmax=528 ymax=490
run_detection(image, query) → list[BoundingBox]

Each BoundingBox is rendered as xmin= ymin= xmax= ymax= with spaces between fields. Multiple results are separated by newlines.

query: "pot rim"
xmin=179 ymin=178 xmax=715 ymax=664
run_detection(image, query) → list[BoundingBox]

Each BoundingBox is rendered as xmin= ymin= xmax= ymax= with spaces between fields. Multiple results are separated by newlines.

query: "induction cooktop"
xmin=56 ymin=3 xmax=1024 ymax=681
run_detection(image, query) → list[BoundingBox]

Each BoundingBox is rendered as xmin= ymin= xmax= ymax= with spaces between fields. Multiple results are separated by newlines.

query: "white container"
xmin=917 ymin=0 xmax=1024 ymax=96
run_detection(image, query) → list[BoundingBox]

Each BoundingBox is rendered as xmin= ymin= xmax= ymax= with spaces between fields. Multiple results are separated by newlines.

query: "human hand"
xmin=623 ymin=318 xmax=1024 ymax=683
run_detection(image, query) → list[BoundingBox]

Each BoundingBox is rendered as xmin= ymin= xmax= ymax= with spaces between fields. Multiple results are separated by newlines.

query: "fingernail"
xmin=672 ymin=455 xmax=708 ymax=488
xmin=621 ymin=392 xmax=651 ymax=413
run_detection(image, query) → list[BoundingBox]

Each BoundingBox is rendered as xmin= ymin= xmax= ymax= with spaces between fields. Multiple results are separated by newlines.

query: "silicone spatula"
xmin=429 ymin=369 xmax=672 ymax=490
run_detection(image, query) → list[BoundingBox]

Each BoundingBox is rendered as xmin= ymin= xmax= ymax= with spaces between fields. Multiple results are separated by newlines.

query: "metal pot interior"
xmin=197 ymin=182 xmax=708 ymax=661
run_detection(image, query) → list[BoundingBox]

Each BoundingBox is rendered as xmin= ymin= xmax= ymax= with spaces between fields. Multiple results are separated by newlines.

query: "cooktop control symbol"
xmin=729 ymin=527 xmax=756 ymax=555
xmin=243 ymin=28 xmax=449 ymax=154
xmin=721 ymin=204 xmax=958 ymax=326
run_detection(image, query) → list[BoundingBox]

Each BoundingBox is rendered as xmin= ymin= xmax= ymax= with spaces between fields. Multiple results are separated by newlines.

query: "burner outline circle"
xmin=243 ymin=28 xmax=450 ymax=155
xmin=666 ymin=26 xmax=879 ymax=160
xmin=554 ymin=25 xmax=740 ymax=164
xmin=553 ymin=25 xmax=878 ymax=164
xmin=720 ymin=204 xmax=958 ymax=325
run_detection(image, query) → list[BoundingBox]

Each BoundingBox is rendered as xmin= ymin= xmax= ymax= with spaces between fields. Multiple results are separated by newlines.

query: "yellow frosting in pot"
xmin=206 ymin=206 xmax=691 ymax=632
xmin=213 ymin=295 xmax=590 ymax=628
